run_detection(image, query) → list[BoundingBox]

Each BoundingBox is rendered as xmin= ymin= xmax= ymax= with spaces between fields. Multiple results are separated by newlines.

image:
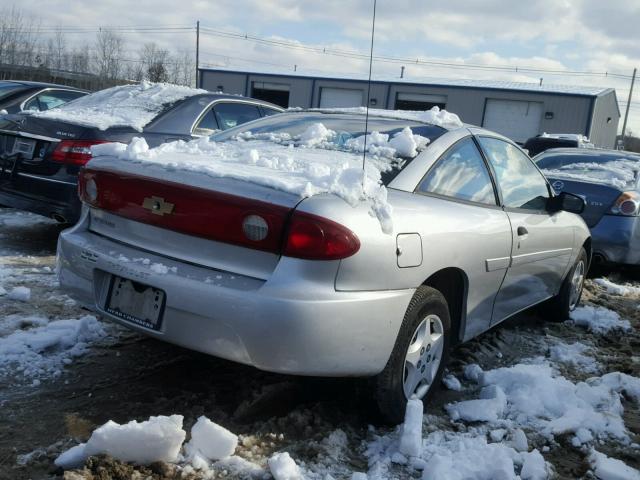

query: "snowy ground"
xmin=0 ymin=206 xmax=638 ymax=480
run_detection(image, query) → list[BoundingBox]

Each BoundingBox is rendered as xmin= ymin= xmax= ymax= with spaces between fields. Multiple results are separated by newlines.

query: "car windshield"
xmin=0 ymin=83 xmax=27 ymax=101
xmin=212 ymin=112 xmax=447 ymax=184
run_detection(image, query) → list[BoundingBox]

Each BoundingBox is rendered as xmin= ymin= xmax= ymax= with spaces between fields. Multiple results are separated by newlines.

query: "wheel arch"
xmin=423 ymin=267 xmax=468 ymax=346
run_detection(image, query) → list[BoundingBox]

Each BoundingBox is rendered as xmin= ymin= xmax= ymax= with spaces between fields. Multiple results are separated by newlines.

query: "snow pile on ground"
xmin=184 ymin=416 xmax=238 ymax=467
xmin=33 ymin=81 xmax=207 ymax=131
xmin=55 ymin=415 xmax=186 ymax=469
xmin=588 ymin=450 xmax=640 ymax=480
xmin=0 ymin=314 xmax=107 ymax=379
xmin=570 ymin=305 xmax=631 ymax=334
xmin=548 ymin=340 xmax=599 ymax=373
xmin=308 ymin=106 xmax=463 ymax=129
xmin=541 ymin=159 xmax=640 ymax=190
xmin=594 ymin=278 xmax=640 ymax=297
xmin=365 ymin=402 xmax=550 ymax=480
xmin=7 ymin=285 xmax=30 ymax=301
xmin=442 ymin=373 xmax=462 ymax=391
xmin=91 ymin=131 xmax=398 ymax=233
xmin=445 ymin=360 xmax=640 ymax=446
xmin=268 ymin=452 xmax=303 ymax=480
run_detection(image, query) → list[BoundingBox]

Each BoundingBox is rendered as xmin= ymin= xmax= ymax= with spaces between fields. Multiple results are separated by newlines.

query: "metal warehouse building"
xmin=199 ymin=67 xmax=621 ymax=148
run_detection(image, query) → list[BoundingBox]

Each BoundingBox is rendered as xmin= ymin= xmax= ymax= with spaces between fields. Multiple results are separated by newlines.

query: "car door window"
xmin=193 ymin=108 xmax=220 ymax=136
xmin=478 ymin=136 xmax=550 ymax=210
xmin=213 ymin=103 xmax=261 ymax=130
xmin=24 ymin=90 xmax=84 ymax=111
xmin=417 ymin=137 xmax=497 ymax=205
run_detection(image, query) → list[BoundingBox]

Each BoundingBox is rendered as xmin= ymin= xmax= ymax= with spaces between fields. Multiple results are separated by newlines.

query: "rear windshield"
xmin=535 ymin=150 xmax=640 ymax=169
xmin=536 ymin=150 xmax=640 ymax=189
xmin=0 ymin=83 xmax=27 ymax=101
xmin=213 ymin=112 xmax=447 ymax=184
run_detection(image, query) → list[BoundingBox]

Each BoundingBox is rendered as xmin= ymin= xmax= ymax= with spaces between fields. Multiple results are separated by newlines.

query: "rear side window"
xmin=23 ymin=89 xmax=85 ymax=111
xmin=261 ymin=106 xmax=282 ymax=117
xmin=418 ymin=137 xmax=497 ymax=205
xmin=193 ymin=108 xmax=219 ymax=135
xmin=479 ymin=136 xmax=550 ymax=210
xmin=213 ymin=103 xmax=261 ymax=130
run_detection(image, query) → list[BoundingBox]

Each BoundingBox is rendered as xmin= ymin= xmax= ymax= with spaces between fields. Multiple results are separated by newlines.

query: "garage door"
xmin=482 ymin=99 xmax=543 ymax=143
xmin=319 ymin=88 xmax=363 ymax=108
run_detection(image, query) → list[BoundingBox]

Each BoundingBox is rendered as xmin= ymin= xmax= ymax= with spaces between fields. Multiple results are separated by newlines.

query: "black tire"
xmin=374 ymin=286 xmax=452 ymax=424
xmin=540 ymin=247 xmax=588 ymax=322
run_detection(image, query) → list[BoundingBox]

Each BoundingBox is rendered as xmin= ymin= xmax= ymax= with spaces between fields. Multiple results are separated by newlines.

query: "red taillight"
xmin=609 ymin=192 xmax=640 ymax=216
xmin=52 ymin=140 xmax=107 ymax=166
xmin=283 ymin=211 xmax=360 ymax=260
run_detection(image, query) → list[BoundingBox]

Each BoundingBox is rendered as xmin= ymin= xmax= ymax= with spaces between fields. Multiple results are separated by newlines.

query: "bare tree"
xmin=94 ymin=29 xmax=124 ymax=86
xmin=138 ymin=42 xmax=169 ymax=82
xmin=0 ymin=6 xmax=41 ymax=72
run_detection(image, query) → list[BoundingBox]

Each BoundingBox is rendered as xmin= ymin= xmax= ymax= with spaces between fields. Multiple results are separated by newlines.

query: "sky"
xmin=10 ymin=0 xmax=640 ymax=133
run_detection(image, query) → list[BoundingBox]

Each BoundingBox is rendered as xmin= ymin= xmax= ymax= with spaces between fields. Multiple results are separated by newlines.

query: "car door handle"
xmin=517 ymin=226 xmax=528 ymax=237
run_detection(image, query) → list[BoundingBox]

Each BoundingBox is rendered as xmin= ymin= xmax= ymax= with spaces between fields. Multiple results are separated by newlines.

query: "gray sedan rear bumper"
xmin=57 ymin=227 xmax=413 ymax=377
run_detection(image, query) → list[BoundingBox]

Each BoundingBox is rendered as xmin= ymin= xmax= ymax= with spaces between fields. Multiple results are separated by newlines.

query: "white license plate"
xmin=106 ymin=276 xmax=165 ymax=330
xmin=12 ymin=138 xmax=36 ymax=158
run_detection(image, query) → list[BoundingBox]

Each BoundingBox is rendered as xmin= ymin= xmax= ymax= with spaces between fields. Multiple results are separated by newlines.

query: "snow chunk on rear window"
xmin=306 ymin=106 xmax=463 ymax=129
xmin=92 ymin=134 xmax=399 ymax=233
xmin=33 ymin=81 xmax=207 ymax=131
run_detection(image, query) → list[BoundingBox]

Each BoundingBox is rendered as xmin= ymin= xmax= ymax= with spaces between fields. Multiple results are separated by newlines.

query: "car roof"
xmin=0 ymin=80 xmax=87 ymax=91
xmin=190 ymin=92 xmax=283 ymax=110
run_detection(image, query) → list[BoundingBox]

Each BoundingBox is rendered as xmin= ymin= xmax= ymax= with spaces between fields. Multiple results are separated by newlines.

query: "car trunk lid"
xmin=548 ymin=177 xmax=624 ymax=227
xmin=81 ymin=160 xmax=304 ymax=279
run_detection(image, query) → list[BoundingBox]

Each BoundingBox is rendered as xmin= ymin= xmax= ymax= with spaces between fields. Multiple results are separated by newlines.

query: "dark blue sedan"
xmin=535 ymin=148 xmax=640 ymax=267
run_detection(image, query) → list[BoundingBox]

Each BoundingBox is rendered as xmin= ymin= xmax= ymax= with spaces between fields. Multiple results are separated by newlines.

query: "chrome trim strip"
xmin=511 ymin=247 xmax=573 ymax=267
xmin=485 ymin=256 xmax=511 ymax=272
xmin=0 ymin=128 xmax=61 ymax=143
xmin=17 ymin=172 xmax=76 ymax=185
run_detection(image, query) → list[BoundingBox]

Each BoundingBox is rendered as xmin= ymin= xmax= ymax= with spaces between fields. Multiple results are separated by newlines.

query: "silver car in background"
xmin=57 ymin=111 xmax=591 ymax=423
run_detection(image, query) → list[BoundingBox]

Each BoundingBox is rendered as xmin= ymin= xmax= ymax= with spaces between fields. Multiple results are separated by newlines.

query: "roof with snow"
xmin=200 ymin=66 xmax=615 ymax=98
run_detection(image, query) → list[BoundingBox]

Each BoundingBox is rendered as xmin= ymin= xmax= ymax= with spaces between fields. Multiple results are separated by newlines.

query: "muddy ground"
xmin=0 ymin=207 xmax=638 ymax=480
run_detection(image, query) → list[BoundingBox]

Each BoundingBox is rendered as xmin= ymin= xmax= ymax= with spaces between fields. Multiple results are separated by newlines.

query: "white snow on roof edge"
xmin=302 ymin=106 xmax=463 ymax=129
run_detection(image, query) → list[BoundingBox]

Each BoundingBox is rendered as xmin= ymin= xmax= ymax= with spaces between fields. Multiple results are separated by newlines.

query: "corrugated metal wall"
xmin=200 ymin=70 xmax=617 ymax=147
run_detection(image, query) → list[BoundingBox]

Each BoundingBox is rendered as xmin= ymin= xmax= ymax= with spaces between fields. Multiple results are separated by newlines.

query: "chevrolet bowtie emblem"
xmin=142 ymin=196 xmax=175 ymax=216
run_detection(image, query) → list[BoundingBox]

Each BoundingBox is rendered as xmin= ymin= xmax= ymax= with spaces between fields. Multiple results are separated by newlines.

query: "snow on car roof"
xmin=304 ymin=106 xmax=463 ymax=129
xmin=33 ymin=81 xmax=207 ymax=131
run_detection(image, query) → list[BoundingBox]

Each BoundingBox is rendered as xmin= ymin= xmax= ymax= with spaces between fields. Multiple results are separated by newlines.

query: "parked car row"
xmin=0 ymin=82 xmax=283 ymax=222
xmin=0 ymin=78 xmax=634 ymax=422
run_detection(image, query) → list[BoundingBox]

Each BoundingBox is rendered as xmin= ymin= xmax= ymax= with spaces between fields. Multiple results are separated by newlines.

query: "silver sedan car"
xmin=57 ymin=111 xmax=590 ymax=423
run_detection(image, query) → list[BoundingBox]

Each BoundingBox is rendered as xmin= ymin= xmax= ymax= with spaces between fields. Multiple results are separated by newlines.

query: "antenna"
xmin=362 ymin=0 xmax=377 ymax=175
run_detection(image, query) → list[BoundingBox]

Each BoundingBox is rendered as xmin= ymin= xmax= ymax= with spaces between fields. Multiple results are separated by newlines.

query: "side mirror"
xmin=548 ymin=191 xmax=585 ymax=214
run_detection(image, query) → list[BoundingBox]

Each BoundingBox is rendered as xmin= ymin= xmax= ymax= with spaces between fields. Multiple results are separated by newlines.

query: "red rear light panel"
xmin=79 ymin=168 xmax=361 ymax=260
xmin=79 ymin=168 xmax=291 ymax=253
xmin=52 ymin=140 xmax=108 ymax=166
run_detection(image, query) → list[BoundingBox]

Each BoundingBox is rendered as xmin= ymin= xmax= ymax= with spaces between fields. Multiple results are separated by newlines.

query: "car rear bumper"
xmin=0 ymin=173 xmax=80 ymax=222
xmin=590 ymin=214 xmax=640 ymax=266
xmin=57 ymin=217 xmax=413 ymax=377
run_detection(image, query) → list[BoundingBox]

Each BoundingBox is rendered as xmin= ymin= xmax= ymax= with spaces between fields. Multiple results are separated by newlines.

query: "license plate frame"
xmin=105 ymin=275 xmax=166 ymax=331
xmin=12 ymin=138 xmax=36 ymax=159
